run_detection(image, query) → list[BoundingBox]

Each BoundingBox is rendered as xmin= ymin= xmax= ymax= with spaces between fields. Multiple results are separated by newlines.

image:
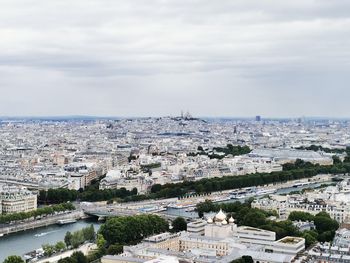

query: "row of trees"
xmin=296 ymin=145 xmax=350 ymax=155
xmin=38 ymin=159 xmax=350 ymax=204
xmin=0 ymin=202 xmax=75 ymax=224
xmin=35 ymin=225 xmax=95 ymax=261
xmin=64 ymin=225 xmax=95 ymax=249
xmin=39 ymin=188 xmax=78 ymax=204
xmin=150 ymin=159 xmax=350 ymax=199
xmin=39 ymin=187 xmax=138 ymax=204
xmin=39 ymin=154 xmax=350 ymax=205
xmin=196 ymin=200 xmax=337 ymax=248
xmin=42 ymin=241 xmax=66 ymax=257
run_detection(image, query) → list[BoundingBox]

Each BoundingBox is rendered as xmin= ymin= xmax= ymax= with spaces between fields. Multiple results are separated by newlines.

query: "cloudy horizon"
xmin=1 ymin=0 xmax=350 ymax=118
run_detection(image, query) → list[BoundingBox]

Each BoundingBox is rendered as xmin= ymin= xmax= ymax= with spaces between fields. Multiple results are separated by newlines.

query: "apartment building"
xmin=0 ymin=185 xmax=37 ymax=214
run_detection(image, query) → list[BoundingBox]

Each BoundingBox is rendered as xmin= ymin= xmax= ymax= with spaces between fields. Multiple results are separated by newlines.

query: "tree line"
xmin=42 ymin=241 xmax=66 ymax=257
xmin=0 ymin=202 xmax=75 ymax=224
xmin=296 ymin=145 xmax=350 ymax=155
xmin=39 ymin=186 xmax=137 ymax=204
xmin=39 ymin=156 xmax=350 ymax=204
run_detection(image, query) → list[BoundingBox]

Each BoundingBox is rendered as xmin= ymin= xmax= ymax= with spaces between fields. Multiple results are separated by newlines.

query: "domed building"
xmin=205 ymin=209 xmax=237 ymax=238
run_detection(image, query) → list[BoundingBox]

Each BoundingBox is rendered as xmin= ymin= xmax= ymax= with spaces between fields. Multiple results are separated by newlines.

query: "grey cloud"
xmin=0 ymin=0 xmax=349 ymax=117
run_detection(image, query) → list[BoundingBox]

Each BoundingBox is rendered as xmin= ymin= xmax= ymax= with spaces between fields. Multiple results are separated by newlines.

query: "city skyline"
xmin=1 ymin=0 xmax=350 ymax=117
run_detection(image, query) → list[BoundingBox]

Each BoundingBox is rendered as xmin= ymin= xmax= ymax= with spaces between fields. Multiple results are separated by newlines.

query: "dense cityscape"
xmin=2 ymin=0 xmax=350 ymax=262
xmin=1 ymin=116 xmax=350 ymax=262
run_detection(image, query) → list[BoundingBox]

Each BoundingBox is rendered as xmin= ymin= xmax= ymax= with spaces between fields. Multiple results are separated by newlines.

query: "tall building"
xmin=0 ymin=185 xmax=37 ymax=215
xmin=255 ymin=115 xmax=262 ymax=121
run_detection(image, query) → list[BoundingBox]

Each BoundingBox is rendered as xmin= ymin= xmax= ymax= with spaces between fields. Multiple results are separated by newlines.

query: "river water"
xmin=0 ymin=219 xmax=101 ymax=262
xmin=0 ymin=181 xmax=334 ymax=261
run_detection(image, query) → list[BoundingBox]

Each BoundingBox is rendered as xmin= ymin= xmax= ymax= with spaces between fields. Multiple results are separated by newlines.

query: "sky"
xmin=0 ymin=0 xmax=350 ymax=118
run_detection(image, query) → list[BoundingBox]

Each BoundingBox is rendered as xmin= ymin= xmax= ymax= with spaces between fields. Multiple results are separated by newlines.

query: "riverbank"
xmin=35 ymin=243 xmax=97 ymax=263
xmin=0 ymin=219 xmax=101 ymax=262
xmin=0 ymin=210 xmax=86 ymax=237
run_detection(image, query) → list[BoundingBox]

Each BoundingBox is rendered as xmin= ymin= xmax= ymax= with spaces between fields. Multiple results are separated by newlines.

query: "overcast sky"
xmin=1 ymin=0 xmax=350 ymax=118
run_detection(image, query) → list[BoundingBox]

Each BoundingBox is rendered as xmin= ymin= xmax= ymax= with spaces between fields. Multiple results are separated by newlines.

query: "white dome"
xmin=207 ymin=217 xmax=213 ymax=224
xmin=222 ymin=219 xmax=228 ymax=225
xmin=229 ymin=217 xmax=235 ymax=223
xmin=215 ymin=209 xmax=226 ymax=222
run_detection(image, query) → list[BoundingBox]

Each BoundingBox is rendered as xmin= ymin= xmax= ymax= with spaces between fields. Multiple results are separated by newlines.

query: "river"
xmin=0 ymin=219 xmax=101 ymax=262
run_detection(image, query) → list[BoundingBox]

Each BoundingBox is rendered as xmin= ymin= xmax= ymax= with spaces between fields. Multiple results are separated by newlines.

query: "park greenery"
xmin=140 ymin=162 xmax=161 ymax=172
xmin=288 ymin=211 xmax=339 ymax=243
xmin=171 ymin=216 xmax=187 ymax=232
xmin=196 ymin=199 xmax=338 ymax=247
xmin=99 ymin=214 xmax=168 ymax=245
xmin=81 ymin=214 xmax=169 ymax=260
xmin=57 ymin=251 xmax=88 ymax=263
xmin=189 ymin=144 xmax=251 ymax=159
xmin=0 ymin=202 xmax=75 ymax=224
xmin=84 ymin=214 xmax=168 ymax=261
xmin=3 ymin=256 xmax=25 ymax=263
xmin=64 ymin=225 xmax=95 ymax=249
xmin=230 ymin=256 xmax=254 ymax=263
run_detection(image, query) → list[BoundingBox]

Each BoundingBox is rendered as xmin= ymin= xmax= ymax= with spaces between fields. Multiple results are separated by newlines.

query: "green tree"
xmin=42 ymin=244 xmax=55 ymax=257
xmin=288 ymin=211 xmax=315 ymax=222
xmin=241 ymin=210 xmax=267 ymax=228
xmin=107 ymin=244 xmax=123 ymax=255
xmin=302 ymin=231 xmax=318 ymax=247
xmin=82 ymin=224 xmax=95 ymax=241
xmin=99 ymin=214 xmax=168 ymax=245
xmin=55 ymin=241 xmax=66 ymax=252
xmin=71 ymin=231 xmax=85 ymax=248
xmin=71 ymin=252 xmax=87 ymax=263
xmin=64 ymin=231 xmax=73 ymax=247
xmin=332 ymin=156 xmax=341 ymax=165
xmin=230 ymin=256 xmax=254 ymax=263
xmin=195 ymin=184 xmax=205 ymax=193
xmin=314 ymin=212 xmax=339 ymax=234
xmin=3 ymin=256 xmax=25 ymax=263
xmin=171 ymin=217 xmax=187 ymax=232
xmin=96 ymin=233 xmax=107 ymax=254
xmin=242 ymin=256 xmax=254 ymax=263
xmin=318 ymin=231 xmax=336 ymax=243
xmin=150 ymin=184 xmax=162 ymax=193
